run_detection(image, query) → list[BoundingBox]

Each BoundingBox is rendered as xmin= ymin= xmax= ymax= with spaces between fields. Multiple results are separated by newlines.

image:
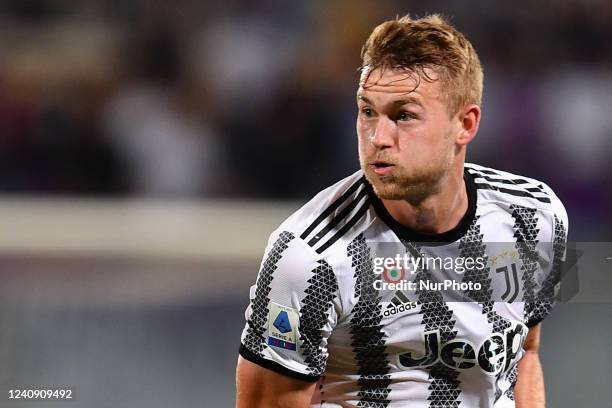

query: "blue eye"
xmin=362 ymin=108 xmax=374 ymax=118
xmin=397 ymin=111 xmax=415 ymax=121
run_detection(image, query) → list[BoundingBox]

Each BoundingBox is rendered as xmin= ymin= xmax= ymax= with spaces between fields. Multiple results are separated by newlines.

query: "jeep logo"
xmin=397 ymin=322 xmax=528 ymax=374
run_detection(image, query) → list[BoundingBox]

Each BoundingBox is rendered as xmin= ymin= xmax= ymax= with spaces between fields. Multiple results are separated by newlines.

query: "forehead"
xmin=358 ymin=66 xmax=442 ymax=103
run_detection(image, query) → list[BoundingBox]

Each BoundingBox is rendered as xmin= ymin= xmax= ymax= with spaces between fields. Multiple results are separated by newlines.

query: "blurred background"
xmin=0 ymin=0 xmax=610 ymax=407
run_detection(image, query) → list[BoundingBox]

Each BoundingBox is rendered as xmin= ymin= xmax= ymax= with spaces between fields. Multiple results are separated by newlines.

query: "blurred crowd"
xmin=0 ymin=0 xmax=610 ymax=238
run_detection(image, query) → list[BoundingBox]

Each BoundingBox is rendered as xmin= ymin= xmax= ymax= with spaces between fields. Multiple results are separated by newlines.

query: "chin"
xmin=369 ymin=178 xmax=408 ymax=200
xmin=368 ymin=174 xmax=437 ymax=202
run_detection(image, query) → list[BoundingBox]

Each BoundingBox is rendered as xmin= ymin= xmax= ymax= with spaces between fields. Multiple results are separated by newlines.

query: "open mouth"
xmin=370 ymin=162 xmax=395 ymax=175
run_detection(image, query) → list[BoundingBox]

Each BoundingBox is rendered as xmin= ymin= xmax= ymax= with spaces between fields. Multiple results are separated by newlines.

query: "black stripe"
xmin=467 ymin=168 xmax=549 ymax=197
xmin=307 ymin=187 xmax=368 ymax=247
xmin=525 ymin=186 xmax=545 ymax=193
xmin=402 ymin=241 xmax=462 ymax=406
xmin=391 ymin=297 xmax=402 ymax=306
xmin=458 ymin=218 xmax=513 ymax=402
xmin=468 ymin=170 xmax=545 ymax=191
xmin=475 ymin=180 xmax=546 ymax=195
xmin=396 ymin=291 xmax=410 ymax=303
xmin=347 ymin=235 xmax=392 ymax=407
xmin=510 ymin=205 xmax=540 ymax=321
xmin=299 ymin=260 xmax=339 ymax=376
xmin=459 ymin=217 xmax=492 ymax=302
xmin=315 ymin=200 xmax=371 ymax=254
xmin=300 ymin=176 xmax=365 ymax=240
xmin=239 ymin=344 xmax=320 ymax=382
xmin=475 ymin=183 xmax=551 ymax=203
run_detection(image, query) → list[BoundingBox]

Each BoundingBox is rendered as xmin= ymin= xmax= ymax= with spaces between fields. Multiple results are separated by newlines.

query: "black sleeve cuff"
xmin=526 ymin=317 xmax=544 ymax=328
xmin=239 ymin=343 xmax=321 ymax=383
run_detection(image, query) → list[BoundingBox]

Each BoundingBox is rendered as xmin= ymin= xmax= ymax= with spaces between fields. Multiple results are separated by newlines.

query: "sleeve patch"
xmin=268 ymin=302 xmax=300 ymax=351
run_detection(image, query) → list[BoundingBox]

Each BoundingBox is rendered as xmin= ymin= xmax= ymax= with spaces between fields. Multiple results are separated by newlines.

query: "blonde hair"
xmin=360 ymin=14 xmax=483 ymax=115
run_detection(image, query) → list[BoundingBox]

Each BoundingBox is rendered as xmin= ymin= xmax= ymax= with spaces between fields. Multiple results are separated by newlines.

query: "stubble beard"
xmin=361 ymin=156 xmax=452 ymax=204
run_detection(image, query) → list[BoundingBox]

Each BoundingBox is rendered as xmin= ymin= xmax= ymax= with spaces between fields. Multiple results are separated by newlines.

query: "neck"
xmin=381 ymin=163 xmax=467 ymax=235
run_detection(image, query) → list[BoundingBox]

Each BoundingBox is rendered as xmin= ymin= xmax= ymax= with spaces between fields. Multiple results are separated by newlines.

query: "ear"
xmin=456 ymin=104 xmax=481 ymax=146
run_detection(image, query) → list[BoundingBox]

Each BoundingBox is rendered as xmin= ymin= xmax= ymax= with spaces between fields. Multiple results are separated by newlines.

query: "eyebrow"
xmin=357 ymin=94 xmax=423 ymax=108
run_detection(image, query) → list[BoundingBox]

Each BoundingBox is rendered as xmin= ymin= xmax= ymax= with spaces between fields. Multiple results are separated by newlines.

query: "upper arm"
xmin=236 ymin=356 xmax=317 ymax=408
xmin=238 ymin=230 xmax=341 ymax=397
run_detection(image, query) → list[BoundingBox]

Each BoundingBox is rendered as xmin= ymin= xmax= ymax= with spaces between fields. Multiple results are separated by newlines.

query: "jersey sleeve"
xmin=525 ymin=189 xmax=569 ymax=327
xmin=239 ymin=230 xmax=341 ymax=382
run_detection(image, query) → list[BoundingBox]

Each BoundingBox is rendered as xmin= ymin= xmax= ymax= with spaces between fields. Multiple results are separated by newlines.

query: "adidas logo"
xmin=383 ymin=291 xmax=418 ymax=317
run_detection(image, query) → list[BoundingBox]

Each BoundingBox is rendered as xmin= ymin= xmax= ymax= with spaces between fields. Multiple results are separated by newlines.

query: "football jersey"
xmin=239 ymin=163 xmax=568 ymax=408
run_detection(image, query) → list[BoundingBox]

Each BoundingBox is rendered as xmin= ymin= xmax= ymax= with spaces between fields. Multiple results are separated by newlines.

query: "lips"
xmin=370 ymin=161 xmax=395 ymax=175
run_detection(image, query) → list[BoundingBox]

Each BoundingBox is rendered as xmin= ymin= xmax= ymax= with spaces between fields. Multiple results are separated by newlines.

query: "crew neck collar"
xmin=366 ymin=168 xmax=478 ymax=245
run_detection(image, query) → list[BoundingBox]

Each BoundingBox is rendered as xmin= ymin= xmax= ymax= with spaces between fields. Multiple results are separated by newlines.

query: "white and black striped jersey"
xmin=239 ymin=163 xmax=568 ymax=408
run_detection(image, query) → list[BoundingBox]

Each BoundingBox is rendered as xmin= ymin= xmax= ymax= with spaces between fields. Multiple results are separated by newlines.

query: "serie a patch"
xmin=267 ymin=302 xmax=299 ymax=351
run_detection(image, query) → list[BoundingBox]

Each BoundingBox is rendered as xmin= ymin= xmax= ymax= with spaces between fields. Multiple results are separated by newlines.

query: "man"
xmin=236 ymin=14 xmax=567 ymax=408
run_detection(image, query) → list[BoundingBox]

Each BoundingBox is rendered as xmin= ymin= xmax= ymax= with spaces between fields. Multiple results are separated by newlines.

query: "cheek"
xmin=396 ymin=126 xmax=428 ymax=151
xmin=356 ymin=122 xmax=371 ymax=148
xmin=396 ymin=128 xmax=448 ymax=163
xmin=401 ymin=121 xmax=450 ymax=148
xmin=356 ymin=119 xmax=370 ymax=138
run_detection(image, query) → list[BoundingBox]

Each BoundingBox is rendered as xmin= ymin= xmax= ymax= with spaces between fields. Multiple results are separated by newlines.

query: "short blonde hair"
xmin=360 ymin=14 xmax=483 ymax=115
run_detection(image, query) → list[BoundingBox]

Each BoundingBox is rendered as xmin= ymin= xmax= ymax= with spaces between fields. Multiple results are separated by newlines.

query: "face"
xmin=357 ymin=67 xmax=463 ymax=202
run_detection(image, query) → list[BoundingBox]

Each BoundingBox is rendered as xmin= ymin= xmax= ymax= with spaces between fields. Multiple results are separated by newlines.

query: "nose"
xmin=370 ymin=115 xmax=396 ymax=149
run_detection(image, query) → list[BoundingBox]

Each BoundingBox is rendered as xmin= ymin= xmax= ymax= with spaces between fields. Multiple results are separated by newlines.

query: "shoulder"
xmin=272 ymin=170 xmax=375 ymax=257
xmin=252 ymin=172 xmax=374 ymax=325
xmin=465 ymin=162 xmax=568 ymax=233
